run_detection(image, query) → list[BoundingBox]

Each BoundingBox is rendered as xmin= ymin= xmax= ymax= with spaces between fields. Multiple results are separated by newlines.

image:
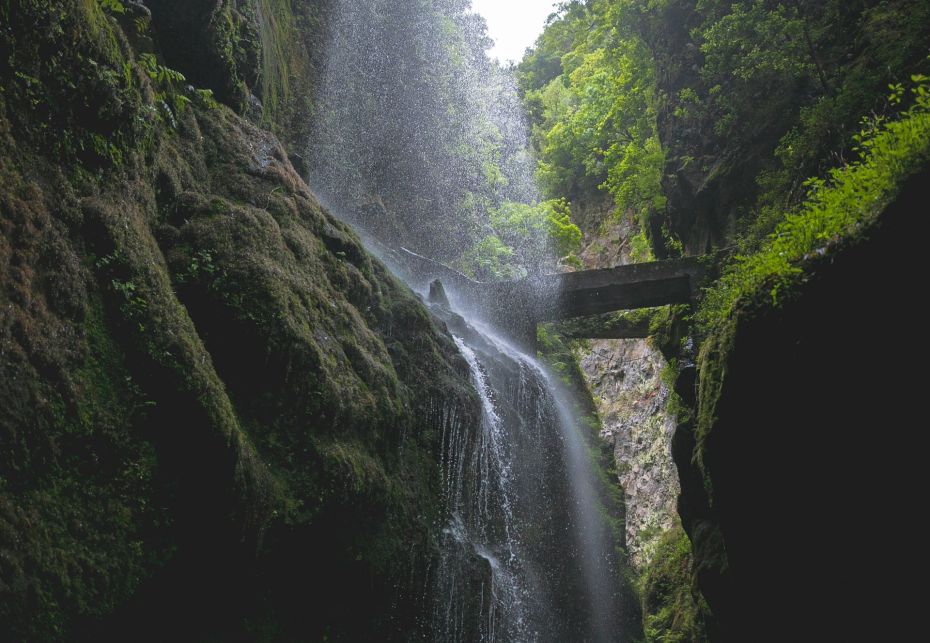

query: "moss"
xmin=1 ymin=2 xmax=479 ymax=639
xmin=256 ymin=0 xmax=294 ymax=123
xmin=640 ymin=526 xmax=709 ymax=643
xmin=0 ymin=0 xmax=149 ymax=167
xmin=142 ymin=0 xmax=257 ymax=110
xmin=0 ymin=274 xmax=171 ymax=639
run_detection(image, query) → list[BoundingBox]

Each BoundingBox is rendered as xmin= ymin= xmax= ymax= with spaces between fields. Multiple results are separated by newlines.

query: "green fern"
xmin=137 ymin=54 xmax=218 ymax=126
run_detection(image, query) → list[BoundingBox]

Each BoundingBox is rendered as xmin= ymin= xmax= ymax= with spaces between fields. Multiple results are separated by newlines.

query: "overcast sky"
xmin=471 ymin=0 xmax=559 ymax=63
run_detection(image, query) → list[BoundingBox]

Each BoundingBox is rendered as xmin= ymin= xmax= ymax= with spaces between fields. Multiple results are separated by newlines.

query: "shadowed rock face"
xmin=676 ymin=169 xmax=929 ymax=641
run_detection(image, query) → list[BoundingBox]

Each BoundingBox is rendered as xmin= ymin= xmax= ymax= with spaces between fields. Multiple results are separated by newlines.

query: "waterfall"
xmin=428 ymin=312 xmax=626 ymax=642
xmin=304 ymin=1 xmax=633 ymax=640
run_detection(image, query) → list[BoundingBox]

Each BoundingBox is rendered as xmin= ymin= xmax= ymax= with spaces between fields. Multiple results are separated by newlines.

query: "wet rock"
xmin=427 ymin=279 xmax=450 ymax=308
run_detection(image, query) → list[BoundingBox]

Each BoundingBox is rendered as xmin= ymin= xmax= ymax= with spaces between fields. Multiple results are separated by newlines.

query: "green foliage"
xmin=629 ymin=229 xmax=655 ymax=263
xmin=697 ymin=73 xmax=930 ymax=330
xmin=458 ymin=234 xmax=517 ymax=280
xmin=519 ymin=0 xmax=665 ymax=231
xmin=138 ymin=53 xmax=218 ymax=126
xmin=657 ymin=0 xmax=930 ymax=251
xmin=459 ymin=199 xmax=582 ymax=279
xmin=640 ymin=526 xmax=709 ymax=643
xmin=699 ymin=1 xmax=814 ymax=110
xmin=537 ymin=322 xmax=579 ymax=379
xmin=256 ymin=0 xmax=296 ymax=125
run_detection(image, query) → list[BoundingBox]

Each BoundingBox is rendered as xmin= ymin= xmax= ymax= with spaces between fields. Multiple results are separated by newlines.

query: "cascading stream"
xmin=427 ymin=309 xmax=627 ymax=642
xmin=435 ymin=336 xmax=528 ymax=642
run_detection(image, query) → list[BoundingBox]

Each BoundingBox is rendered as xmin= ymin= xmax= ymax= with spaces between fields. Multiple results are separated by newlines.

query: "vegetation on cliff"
xmin=4 ymin=0 xmax=929 ymax=639
xmin=518 ymin=0 xmax=664 ymax=244
xmin=697 ymin=73 xmax=930 ymax=330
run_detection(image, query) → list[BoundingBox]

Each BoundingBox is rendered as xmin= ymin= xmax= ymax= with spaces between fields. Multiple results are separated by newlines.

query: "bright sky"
xmin=471 ymin=0 xmax=560 ymax=63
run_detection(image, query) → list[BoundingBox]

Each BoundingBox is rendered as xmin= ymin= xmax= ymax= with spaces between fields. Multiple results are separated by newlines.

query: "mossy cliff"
xmin=0 ymin=1 xmax=477 ymax=639
xmin=147 ymin=0 xmax=329 ymax=163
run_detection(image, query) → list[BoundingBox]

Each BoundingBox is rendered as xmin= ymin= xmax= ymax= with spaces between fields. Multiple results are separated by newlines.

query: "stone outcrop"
xmin=579 ymin=337 xmax=679 ymax=568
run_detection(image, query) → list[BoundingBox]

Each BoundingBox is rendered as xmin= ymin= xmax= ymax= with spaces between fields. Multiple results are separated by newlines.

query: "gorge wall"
xmin=520 ymin=2 xmax=930 ymax=641
xmin=0 ymin=1 xmax=480 ymax=639
xmin=4 ymin=1 xmax=929 ymax=640
xmin=561 ymin=199 xmax=708 ymax=642
xmin=575 ymin=209 xmax=681 ymax=571
xmin=672 ymin=169 xmax=928 ymax=640
xmin=637 ymin=1 xmax=930 ymax=639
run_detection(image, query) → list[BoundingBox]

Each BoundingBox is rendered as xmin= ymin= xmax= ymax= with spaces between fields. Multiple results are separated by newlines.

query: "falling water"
xmin=427 ymin=310 xmax=629 ymax=642
xmin=305 ymin=1 xmax=634 ymax=640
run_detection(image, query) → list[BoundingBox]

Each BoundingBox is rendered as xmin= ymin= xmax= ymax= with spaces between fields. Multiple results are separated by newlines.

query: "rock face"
xmin=0 ymin=2 xmax=477 ymax=640
xmin=573 ymin=206 xmax=680 ymax=570
xmin=579 ymin=338 xmax=679 ymax=568
xmin=570 ymin=205 xmax=707 ymax=641
xmin=674 ymin=170 xmax=929 ymax=641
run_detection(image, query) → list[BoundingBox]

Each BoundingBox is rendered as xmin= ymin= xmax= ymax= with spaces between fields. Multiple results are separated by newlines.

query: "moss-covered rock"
xmin=1 ymin=2 xmax=477 ymax=639
xmin=147 ymin=0 xmax=329 ymax=158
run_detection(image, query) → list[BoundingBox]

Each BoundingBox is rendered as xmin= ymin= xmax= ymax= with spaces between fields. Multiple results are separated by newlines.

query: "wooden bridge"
xmin=396 ymin=248 xmax=708 ymax=349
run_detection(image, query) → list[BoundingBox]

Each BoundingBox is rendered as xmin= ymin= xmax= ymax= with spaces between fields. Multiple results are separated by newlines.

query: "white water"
xmin=429 ymin=313 xmax=626 ymax=642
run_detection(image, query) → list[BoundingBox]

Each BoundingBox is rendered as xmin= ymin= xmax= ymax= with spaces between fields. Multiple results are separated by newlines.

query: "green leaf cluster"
xmin=138 ymin=53 xmax=218 ymax=127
